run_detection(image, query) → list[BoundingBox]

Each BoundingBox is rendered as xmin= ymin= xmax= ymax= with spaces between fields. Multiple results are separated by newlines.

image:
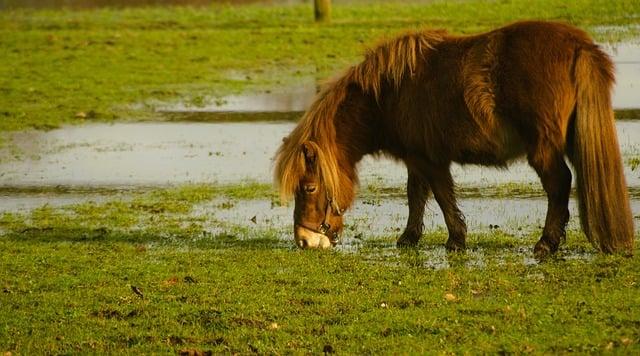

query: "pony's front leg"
xmin=403 ymin=158 xmax=467 ymax=251
xmin=426 ymin=165 xmax=467 ymax=251
xmin=397 ymin=170 xmax=431 ymax=247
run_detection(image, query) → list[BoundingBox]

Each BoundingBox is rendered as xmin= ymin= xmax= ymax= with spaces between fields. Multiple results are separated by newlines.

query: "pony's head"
xmin=275 ymin=137 xmax=353 ymax=249
xmin=291 ymin=141 xmax=345 ymax=248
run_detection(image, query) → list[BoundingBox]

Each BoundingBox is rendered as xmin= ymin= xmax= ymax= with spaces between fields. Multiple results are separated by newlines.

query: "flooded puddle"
xmin=158 ymin=83 xmax=316 ymax=123
xmin=1 ymin=121 xmax=639 ymax=189
xmin=0 ymin=187 xmax=135 ymax=213
xmin=1 ymin=122 xmax=290 ymax=187
xmin=602 ymin=43 xmax=640 ymax=110
xmin=0 ymin=191 xmax=106 ymax=213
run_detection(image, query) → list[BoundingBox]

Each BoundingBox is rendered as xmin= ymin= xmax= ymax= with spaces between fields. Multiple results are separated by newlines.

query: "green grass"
xmin=1 ymin=183 xmax=639 ymax=353
xmin=2 ymin=237 xmax=639 ymax=354
xmin=1 ymin=0 xmax=640 ymax=132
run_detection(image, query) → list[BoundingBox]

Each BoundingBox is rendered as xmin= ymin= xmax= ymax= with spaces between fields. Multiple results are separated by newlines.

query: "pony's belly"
xmin=496 ymin=121 xmax=527 ymax=161
xmin=455 ymin=149 xmax=522 ymax=166
xmin=495 ymin=133 xmax=527 ymax=162
xmin=455 ymin=123 xmax=526 ymax=165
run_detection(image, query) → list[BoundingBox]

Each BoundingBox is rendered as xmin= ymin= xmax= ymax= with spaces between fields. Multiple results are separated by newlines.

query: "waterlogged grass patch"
xmin=364 ymin=181 xmax=640 ymax=200
xmin=361 ymin=181 xmax=548 ymax=201
xmin=0 ymin=182 xmax=278 ymax=241
xmin=617 ymin=108 xmax=640 ymax=121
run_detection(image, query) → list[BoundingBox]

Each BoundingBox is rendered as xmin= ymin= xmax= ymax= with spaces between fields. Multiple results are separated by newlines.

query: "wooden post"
xmin=314 ymin=0 xmax=331 ymax=22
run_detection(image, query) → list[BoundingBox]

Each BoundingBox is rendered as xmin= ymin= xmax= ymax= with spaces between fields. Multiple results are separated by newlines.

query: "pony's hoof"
xmin=397 ymin=232 xmax=420 ymax=248
xmin=445 ymin=238 xmax=466 ymax=252
xmin=533 ymin=239 xmax=558 ymax=260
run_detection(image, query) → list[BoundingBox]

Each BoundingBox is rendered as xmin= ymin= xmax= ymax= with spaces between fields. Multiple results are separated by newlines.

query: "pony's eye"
xmin=304 ymin=185 xmax=317 ymax=194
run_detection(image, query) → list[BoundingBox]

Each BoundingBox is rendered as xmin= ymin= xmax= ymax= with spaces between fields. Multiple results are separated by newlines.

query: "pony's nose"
xmin=295 ymin=226 xmax=332 ymax=249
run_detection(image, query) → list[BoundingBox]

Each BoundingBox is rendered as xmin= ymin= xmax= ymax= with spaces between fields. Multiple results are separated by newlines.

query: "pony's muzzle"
xmin=294 ymin=226 xmax=333 ymax=249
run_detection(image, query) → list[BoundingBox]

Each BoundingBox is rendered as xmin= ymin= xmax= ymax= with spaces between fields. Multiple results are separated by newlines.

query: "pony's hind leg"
xmin=527 ymin=150 xmax=572 ymax=259
xmin=397 ymin=170 xmax=431 ymax=247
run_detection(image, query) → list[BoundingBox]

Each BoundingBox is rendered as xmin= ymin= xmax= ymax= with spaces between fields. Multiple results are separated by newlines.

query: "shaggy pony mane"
xmin=274 ymin=30 xmax=446 ymax=205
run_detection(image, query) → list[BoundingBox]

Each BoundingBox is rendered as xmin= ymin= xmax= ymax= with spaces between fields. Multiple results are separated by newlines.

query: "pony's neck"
xmin=327 ymin=85 xmax=381 ymax=210
xmin=333 ymin=85 xmax=381 ymax=167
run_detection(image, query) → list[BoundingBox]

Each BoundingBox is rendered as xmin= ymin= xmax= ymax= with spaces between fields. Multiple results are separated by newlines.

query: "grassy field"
xmin=2 ymin=0 xmax=640 ymax=353
xmin=0 ymin=184 xmax=639 ymax=354
xmin=0 ymin=0 xmax=640 ymax=132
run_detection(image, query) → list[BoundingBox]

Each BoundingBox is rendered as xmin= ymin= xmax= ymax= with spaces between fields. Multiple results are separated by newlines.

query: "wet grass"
xmin=159 ymin=110 xmax=304 ymax=123
xmin=3 ymin=180 xmax=639 ymax=212
xmin=617 ymin=109 xmax=640 ymax=121
xmin=160 ymin=109 xmax=640 ymax=124
xmin=1 ymin=183 xmax=640 ymax=354
xmin=365 ymin=181 xmax=640 ymax=200
xmin=0 ymin=183 xmax=276 ymax=239
xmin=1 ymin=0 xmax=640 ymax=133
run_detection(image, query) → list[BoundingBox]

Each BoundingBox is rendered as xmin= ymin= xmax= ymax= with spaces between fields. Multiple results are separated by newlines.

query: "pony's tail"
xmin=572 ymin=47 xmax=634 ymax=254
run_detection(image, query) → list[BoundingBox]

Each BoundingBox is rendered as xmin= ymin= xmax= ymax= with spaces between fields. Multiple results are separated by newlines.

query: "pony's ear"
xmin=301 ymin=142 xmax=316 ymax=164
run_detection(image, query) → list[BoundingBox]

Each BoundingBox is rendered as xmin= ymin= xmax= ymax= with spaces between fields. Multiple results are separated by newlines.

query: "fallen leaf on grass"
xmin=444 ymin=293 xmax=457 ymax=302
xmin=162 ymin=276 xmax=179 ymax=287
xmin=75 ymin=110 xmax=97 ymax=119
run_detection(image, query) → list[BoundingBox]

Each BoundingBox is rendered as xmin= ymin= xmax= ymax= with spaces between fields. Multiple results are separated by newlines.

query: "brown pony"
xmin=274 ymin=21 xmax=634 ymax=257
